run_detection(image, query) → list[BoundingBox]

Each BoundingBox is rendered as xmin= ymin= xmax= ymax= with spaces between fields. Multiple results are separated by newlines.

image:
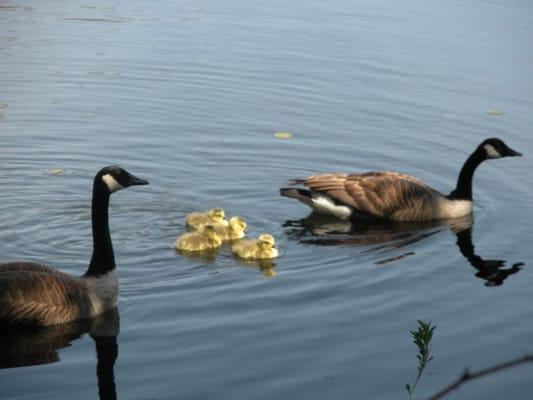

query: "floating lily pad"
xmin=48 ymin=168 xmax=65 ymax=175
xmin=487 ymin=108 xmax=504 ymax=116
xmin=274 ymin=131 xmax=293 ymax=139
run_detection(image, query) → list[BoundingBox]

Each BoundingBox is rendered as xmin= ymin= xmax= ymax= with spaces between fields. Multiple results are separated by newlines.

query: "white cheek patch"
xmin=311 ymin=194 xmax=353 ymax=219
xmin=102 ymin=174 xmax=124 ymax=193
xmin=484 ymin=144 xmax=502 ymax=159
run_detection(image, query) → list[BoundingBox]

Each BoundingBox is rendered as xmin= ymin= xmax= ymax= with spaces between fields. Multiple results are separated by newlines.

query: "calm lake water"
xmin=1 ymin=0 xmax=532 ymax=399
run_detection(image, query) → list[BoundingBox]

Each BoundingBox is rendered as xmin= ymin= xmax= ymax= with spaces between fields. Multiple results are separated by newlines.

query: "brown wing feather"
xmin=0 ymin=262 xmax=91 ymax=326
xmin=294 ymin=171 xmax=444 ymax=221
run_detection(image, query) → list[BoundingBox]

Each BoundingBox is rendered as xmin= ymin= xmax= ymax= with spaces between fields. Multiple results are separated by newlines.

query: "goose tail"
xmin=280 ymin=187 xmax=313 ymax=206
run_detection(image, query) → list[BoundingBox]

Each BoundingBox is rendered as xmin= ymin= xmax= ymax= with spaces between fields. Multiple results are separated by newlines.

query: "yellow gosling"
xmin=185 ymin=208 xmax=229 ymax=230
xmin=214 ymin=216 xmax=247 ymax=241
xmin=232 ymin=233 xmax=278 ymax=260
xmin=175 ymin=225 xmax=223 ymax=252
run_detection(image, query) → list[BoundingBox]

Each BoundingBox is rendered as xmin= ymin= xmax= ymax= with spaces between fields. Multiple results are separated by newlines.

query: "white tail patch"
xmin=102 ymin=174 xmax=124 ymax=193
xmin=484 ymin=144 xmax=502 ymax=159
xmin=311 ymin=194 xmax=353 ymax=219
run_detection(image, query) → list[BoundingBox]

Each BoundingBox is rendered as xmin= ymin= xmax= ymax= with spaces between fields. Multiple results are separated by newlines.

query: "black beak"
xmin=128 ymin=174 xmax=149 ymax=186
xmin=505 ymin=147 xmax=522 ymax=157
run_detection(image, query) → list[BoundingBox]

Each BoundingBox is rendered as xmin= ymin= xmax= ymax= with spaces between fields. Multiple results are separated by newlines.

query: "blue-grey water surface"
xmin=1 ymin=0 xmax=533 ymax=399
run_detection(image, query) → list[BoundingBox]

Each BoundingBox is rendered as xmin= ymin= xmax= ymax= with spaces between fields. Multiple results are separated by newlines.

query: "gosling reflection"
xmin=0 ymin=309 xmax=120 ymax=400
xmin=283 ymin=213 xmax=524 ymax=286
xmin=175 ymin=246 xmax=221 ymax=263
xmin=234 ymin=258 xmax=277 ymax=277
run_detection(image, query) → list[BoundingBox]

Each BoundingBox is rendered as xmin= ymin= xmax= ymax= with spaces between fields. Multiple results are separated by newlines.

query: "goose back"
xmin=288 ymin=171 xmax=451 ymax=221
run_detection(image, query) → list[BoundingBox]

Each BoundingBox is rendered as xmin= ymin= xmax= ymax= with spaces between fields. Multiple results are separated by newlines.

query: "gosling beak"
xmin=128 ymin=174 xmax=149 ymax=186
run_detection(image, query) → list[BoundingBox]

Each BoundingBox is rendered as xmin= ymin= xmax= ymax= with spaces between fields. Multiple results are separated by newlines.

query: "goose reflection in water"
xmin=0 ymin=308 xmax=120 ymax=400
xmin=283 ymin=213 xmax=524 ymax=287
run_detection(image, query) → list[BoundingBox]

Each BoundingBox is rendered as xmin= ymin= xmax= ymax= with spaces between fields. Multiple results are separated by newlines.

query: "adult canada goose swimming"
xmin=175 ymin=225 xmax=223 ymax=252
xmin=232 ymin=234 xmax=279 ymax=260
xmin=213 ymin=216 xmax=247 ymax=241
xmin=280 ymin=138 xmax=521 ymax=222
xmin=185 ymin=208 xmax=229 ymax=230
xmin=0 ymin=166 xmax=149 ymax=327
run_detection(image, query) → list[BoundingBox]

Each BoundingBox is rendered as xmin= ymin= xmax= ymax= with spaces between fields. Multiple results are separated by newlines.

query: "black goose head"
xmin=96 ymin=165 xmax=149 ymax=194
xmin=478 ymin=138 xmax=522 ymax=160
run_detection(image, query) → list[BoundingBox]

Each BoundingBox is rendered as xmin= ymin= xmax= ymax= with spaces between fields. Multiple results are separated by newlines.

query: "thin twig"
xmin=427 ymin=354 xmax=533 ymax=400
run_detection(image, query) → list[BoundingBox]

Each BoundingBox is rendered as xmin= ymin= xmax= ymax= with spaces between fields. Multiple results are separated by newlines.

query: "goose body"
xmin=175 ymin=225 xmax=223 ymax=252
xmin=185 ymin=208 xmax=229 ymax=230
xmin=0 ymin=166 xmax=148 ymax=326
xmin=213 ymin=216 xmax=247 ymax=241
xmin=232 ymin=234 xmax=279 ymax=260
xmin=280 ymin=138 xmax=521 ymax=222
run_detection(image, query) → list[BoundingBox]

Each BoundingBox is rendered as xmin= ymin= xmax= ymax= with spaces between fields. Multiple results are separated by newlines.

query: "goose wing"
xmin=292 ymin=172 xmax=443 ymax=220
xmin=0 ymin=262 xmax=90 ymax=326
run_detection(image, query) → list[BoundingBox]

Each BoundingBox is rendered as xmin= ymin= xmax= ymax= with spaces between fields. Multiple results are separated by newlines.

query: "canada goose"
xmin=185 ymin=208 xmax=229 ymax=230
xmin=232 ymin=234 xmax=279 ymax=260
xmin=175 ymin=225 xmax=223 ymax=252
xmin=0 ymin=166 xmax=149 ymax=327
xmin=213 ymin=216 xmax=247 ymax=241
xmin=280 ymin=138 xmax=521 ymax=222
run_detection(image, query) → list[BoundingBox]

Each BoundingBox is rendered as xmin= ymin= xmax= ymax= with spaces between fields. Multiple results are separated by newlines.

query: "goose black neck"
xmin=448 ymin=149 xmax=485 ymax=201
xmin=85 ymin=182 xmax=115 ymax=277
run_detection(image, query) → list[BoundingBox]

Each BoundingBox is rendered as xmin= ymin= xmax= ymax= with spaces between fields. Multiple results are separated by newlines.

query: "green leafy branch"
xmin=405 ymin=320 xmax=437 ymax=399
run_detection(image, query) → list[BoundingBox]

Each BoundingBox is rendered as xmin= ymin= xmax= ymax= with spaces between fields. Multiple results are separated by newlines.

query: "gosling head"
xmin=207 ymin=208 xmax=226 ymax=223
xmin=479 ymin=138 xmax=522 ymax=160
xmin=258 ymin=234 xmax=276 ymax=251
xmin=229 ymin=216 xmax=247 ymax=234
xmin=202 ymin=224 xmax=218 ymax=240
xmin=98 ymin=165 xmax=149 ymax=194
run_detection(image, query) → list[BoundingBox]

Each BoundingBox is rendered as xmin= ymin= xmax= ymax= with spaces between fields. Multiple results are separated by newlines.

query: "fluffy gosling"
xmin=214 ymin=216 xmax=247 ymax=241
xmin=232 ymin=234 xmax=279 ymax=260
xmin=175 ymin=225 xmax=223 ymax=252
xmin=185 ymin=208 xmax=229 ymax=230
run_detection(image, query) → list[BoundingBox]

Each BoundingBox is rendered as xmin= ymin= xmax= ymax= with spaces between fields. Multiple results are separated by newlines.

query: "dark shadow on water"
xmin=283 ymin=213 xmax=524 ymax=287
xmin=0 ymin=308 xmax=120 ymax=400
